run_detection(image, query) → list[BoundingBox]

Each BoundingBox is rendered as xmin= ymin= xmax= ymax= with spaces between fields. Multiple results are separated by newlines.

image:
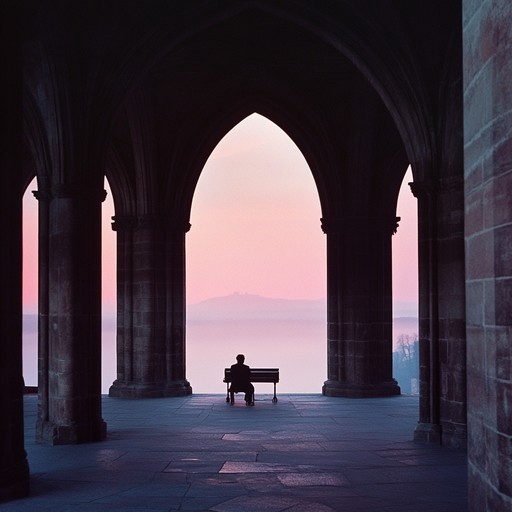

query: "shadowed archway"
xmin=1 ymin=3 xmax=478 ymax=506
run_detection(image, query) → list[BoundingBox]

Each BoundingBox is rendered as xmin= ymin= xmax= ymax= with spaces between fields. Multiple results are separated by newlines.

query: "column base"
xmin=414 ymin=422 xmax=442 ymax=445
xmin=440 ymin=423 xmax=467 ymax=451
xmin=414 ymin=422 xmax=467 ymax=450
xmin=322 ymin=379 xmax=401 ymax=398
xmin=109 ymin=380 xmax=192 ymax=399
xmin=0 ymin=461 xmax=29 ymax=503
xmin=36 ymin=418 xmax=107 ymax=445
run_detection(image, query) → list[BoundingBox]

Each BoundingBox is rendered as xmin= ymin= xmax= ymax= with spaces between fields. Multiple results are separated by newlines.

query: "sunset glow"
xmin=187 ymin=114 xmax=325 ymax=304
xmin=22 ymin=114 xmax=418 ymax=391
xmin=23 ymin=114 xmax=417 ymax=311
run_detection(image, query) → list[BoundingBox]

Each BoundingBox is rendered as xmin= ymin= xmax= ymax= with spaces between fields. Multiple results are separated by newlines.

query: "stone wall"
xmin=464 ymin=0 xmax=512 ymax=510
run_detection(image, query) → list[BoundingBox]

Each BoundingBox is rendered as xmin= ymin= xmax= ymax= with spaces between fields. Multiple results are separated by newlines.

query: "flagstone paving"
xmin=1 ymin=394 xmax=467 ymax=511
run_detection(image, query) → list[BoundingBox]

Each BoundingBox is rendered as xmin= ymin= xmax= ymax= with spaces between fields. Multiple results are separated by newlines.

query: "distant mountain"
xmin=188 ymin=293 xmax=418 ymax=326
xmin=187 ymin=293 xmax=326 ymax=322
xmin=21 ymin=295 xmax=418 ymax=328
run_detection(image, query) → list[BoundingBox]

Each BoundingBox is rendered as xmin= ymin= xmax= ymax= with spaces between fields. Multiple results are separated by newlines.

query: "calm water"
xmin=22 ymin=317 xmax=327 ymax=394
xmin=22 ymin=315 xmax=417 ymax=394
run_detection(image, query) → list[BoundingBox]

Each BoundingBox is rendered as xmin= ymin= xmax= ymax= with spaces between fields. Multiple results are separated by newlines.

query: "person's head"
xmin=236 ymin=354 xmax=245 ymax=364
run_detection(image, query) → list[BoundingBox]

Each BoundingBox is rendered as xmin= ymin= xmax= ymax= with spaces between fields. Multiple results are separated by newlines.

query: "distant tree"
xmin=393 ymin=333 xmax=419 ymax=394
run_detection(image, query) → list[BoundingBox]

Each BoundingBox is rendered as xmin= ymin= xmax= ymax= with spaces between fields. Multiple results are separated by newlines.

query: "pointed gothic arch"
xmin=186 ymin=113 xmax=326 ymax=391
xmin=2 ymin=3 xmax=481 ymax=505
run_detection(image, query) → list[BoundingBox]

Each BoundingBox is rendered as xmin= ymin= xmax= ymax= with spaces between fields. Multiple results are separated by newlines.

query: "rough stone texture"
xmin=323 ymin=217 xmax=401 ymax=398
xmin=437 ymin=179 xmax=467 ymax=450
xmin=464 ymin=0 xmax=512 ymax=510
xmin=108 ymin=216 xmax=192 ymax=398
xmin=0 ymin=0 xmax=484 ymax=504
xmin=36 ymin=192 xmax=107 ymax=444
xmin=412 ymin=174 xmax=467 ymax=450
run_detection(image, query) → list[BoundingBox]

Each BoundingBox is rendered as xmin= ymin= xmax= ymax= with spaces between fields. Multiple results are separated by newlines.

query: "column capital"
xmin=111 ymin=215 xmax=137 ymax=232
xmin=111 ymin=214 xmax=191 ymax=234
xmin=111 ymin=214 xmax=157 ymax=231
xmin=409 ymin=181 xmax=434 ymax=198
xmin=34 ymin=184 xmax=107 ymax=202
xmin=33 ymin=189 xmax=51 ymax=202
xmin=54 ymin=184 xmax=107 ymax=202
xmin=410 ymin=178 xmax=461 ymax=199
xmin=321 ymin=216 xmax=401 ymax=235
xmin=166 ymin=218 xmax=191 ymax=234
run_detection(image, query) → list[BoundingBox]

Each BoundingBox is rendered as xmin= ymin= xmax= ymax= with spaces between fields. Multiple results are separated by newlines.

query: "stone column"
xmin=109 ymin=216 xmax=134 ymax=394
xmin=109 ymin=215 xmax=163 ymax=397
xmin=322 ymin=216 xmax=401 ymax=397
xmin=33 ymin=188 xmax=50 ymax=433
xmin=412 ymin=179 xmax=466 ymax=449
xmin=410 ymin=181 xmax=441 ymax=443
xmin=164 ymin=220 xmax=192 ymax=394
xmin=36 ymin=185 xmax=107 ymax=444
xmin=109 ymin=216 xmax=191 ymax=398
xmin=437 ymin=177 xmax=467 ymax=450
xmin=0 ymin=0 xmax=30 ymax=497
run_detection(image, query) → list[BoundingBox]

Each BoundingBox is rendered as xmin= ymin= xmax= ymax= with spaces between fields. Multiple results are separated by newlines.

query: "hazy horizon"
xmin=22 ymin=292 xmax=418 ymax=394
xmin=22 ymin=114 xmax=418 ymax=395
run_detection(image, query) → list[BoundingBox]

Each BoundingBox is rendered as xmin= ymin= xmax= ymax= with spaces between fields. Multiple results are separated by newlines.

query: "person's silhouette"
xmin=229 ymin=354 xmax=255 ymax=405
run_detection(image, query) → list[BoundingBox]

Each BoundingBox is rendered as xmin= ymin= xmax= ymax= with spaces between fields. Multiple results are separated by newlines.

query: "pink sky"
xmin=22 ymin=114 xmax=418 ymax=391
xmin=392 ymin=165 xmax=418 ymax=313
xmin=22 ymin=113 xmax=417 ymax=313
xmin=187 ymin=114 xmax=417 ymax=310
xmin=187 ymin=114 xmax=325 ymax=304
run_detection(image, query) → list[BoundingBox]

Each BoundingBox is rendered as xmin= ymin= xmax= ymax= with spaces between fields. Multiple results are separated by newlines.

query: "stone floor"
xmin=2 ymin=394 xmax=467 ymax=511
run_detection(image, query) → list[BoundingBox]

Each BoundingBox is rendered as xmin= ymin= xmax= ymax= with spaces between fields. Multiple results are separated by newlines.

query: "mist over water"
xmin=22 ymin=295 xmax=418 ymax=395
xmin=187 ymin=319 xmax=327 ymax=395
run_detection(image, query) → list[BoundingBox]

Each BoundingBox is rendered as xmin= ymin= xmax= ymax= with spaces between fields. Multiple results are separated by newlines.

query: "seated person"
xmin=229 ymin=354 xmax=254 ymax=405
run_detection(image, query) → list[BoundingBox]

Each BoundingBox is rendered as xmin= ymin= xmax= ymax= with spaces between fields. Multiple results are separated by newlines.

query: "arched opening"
xmin=22 ymin=177 xmax=38 ymax=392
xmin=101 ymin=179 xmax=116 ymax=394
xmin=392 ymin=166 xmax=419 ymax=394
xmin=186 ymin=114 xmax=326 ymax=394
